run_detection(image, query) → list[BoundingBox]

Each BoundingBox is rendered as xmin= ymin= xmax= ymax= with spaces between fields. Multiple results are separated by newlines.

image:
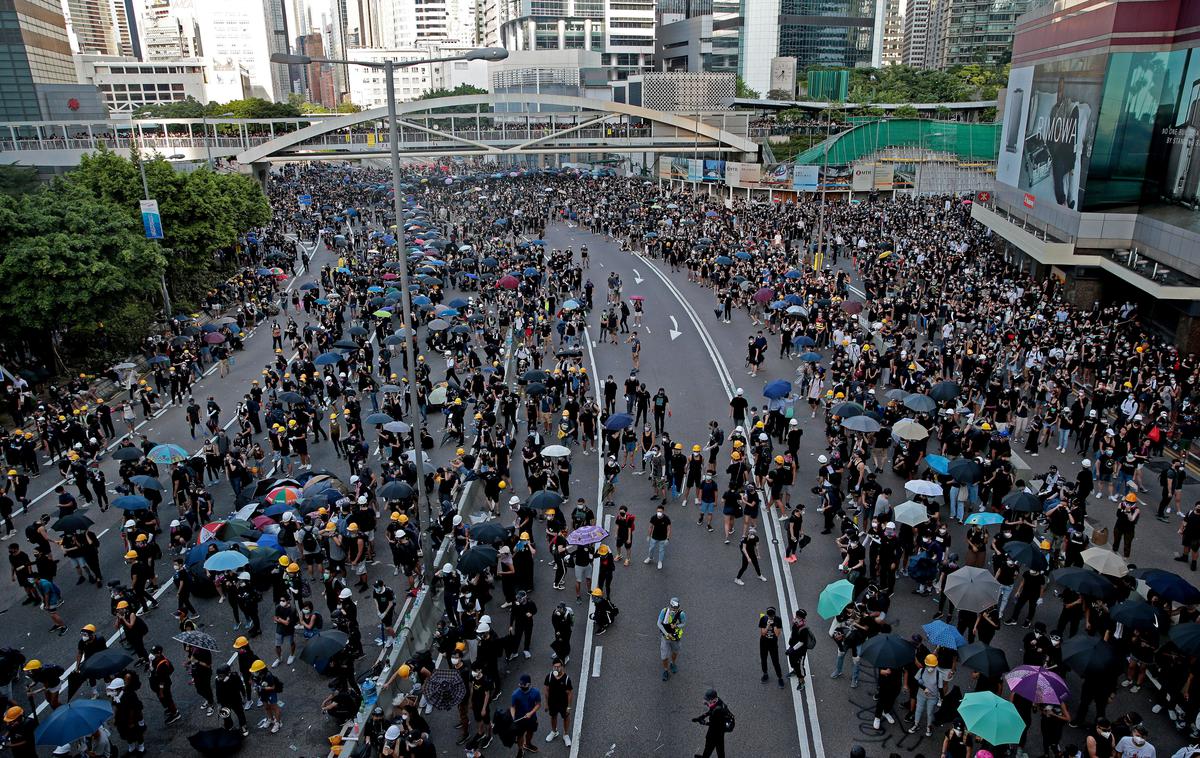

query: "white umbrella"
xmin=893 ymin=500 xmax=929 ymax=527
xmin=541 ymin=444 xmax=571 ymax=458
xmin=1082 ymin=547 xmax=1128 ymax=577
xmin=905 ymin=479 xmax=943 ymax=497
xmin=427 ymin=386 xmax=448 ymax=405
xmin=892 ymin=418 xmax=929 ymax=441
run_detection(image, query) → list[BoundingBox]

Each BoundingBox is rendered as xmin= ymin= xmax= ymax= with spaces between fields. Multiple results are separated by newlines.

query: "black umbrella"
xmin=957 ymin=642 xmax=1009 ymax=678
xmin=859 ymin=634 xmax=915 ymax=668
xmin=527 ymin=490 xmax=563 ymax=511
xmin=52 ymin=513 xmax=94 ymax=532
xmin=948 ymin=458 xmax=984 ymax=484
xmin=277 ymin=391 xmax=305 ymax=404
xmin=188 ymin=728 xmax=245 ymax=756
xmin=831 ymin=402 xmax=865 ymax=418
xmin=468 ymin=521 xmax=508 ymax=545
xmin=1061 ymin=635 xmax=1122 ymax=677
xmin=458 ymin=545 xmax=499 ymax=575
xmin=1169 ymin=623 xmax=1200 ymax=656
xmin=111 ymin=447 xmax=143 ymax=461
xmin=424 ymin=669 xmax=467 ymax=709
xmin=1002 ymin=491 xmax=1042 ymax=513
xmin=299 ymin=630 xmax=349 ymax=670
xmin=79 ymin=649 xmax=134 ymax=679
xmin=903 ymin=393 xmax=937 ymax=413
xmin=526 ymin=382 xmax=547 ymax=396
xmin=522 ymin=370 xmax=548 ymax=383
xmin=929 ymin=381 xmax=961 ymax=402
xmin=1003 ymin=541 xmax=1048 ymax=571
xmin=1051 ymin=567 xmax=1117 ymax=599
xmin=1110 ymin=600 xmax=1163 ymax=632
xmin=378 ymin=481 xmax=415 ymax=501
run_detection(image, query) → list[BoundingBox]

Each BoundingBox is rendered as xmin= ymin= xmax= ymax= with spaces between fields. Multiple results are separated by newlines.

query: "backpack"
xmin=302 ymin=529 xmax=319 ymax=553
xmin=721 ymin=705 xmax=736 ymax=733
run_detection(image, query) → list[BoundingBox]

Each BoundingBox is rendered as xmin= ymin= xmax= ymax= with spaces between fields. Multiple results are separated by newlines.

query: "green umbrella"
xmin=958 ymin=691 xmax=1026 ymax=745
xmin=817 ymin=579 xmax=856 ymax=620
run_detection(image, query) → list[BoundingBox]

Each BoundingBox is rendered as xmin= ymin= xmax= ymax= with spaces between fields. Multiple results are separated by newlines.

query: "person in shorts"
xmin=697 ymin=473 xmax=718 ymax=531
xmin=271 ymin=596 xmax=298 ymax=667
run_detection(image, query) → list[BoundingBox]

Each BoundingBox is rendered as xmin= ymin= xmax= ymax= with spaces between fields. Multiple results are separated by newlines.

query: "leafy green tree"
xmin=736 ymin=76 xmax=761 ymax=99
xmin=892 ymin=104 xmax=920 ymax=119
xmin=0 ymin=165 xmax=40 ymax=196
xmin=418 ymin=84 xmax=487 ymax=100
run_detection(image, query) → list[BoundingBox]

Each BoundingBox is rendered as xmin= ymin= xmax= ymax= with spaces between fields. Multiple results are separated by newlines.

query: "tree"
xmin=418 ymin=84 xmax=487 ymax=100
xmin=767 ymin=88 xmax=794 ymax=101
xmin=892 ymin=104 xmax=920 ymax=119
xmin=0 ymin=165 xmax=40 ymax=196
xmin=736 ymin=76 xmax=760 ymax=99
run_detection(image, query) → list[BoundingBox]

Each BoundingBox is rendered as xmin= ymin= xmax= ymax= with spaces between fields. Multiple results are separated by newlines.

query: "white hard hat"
xmin=124 ymin=520 xmax=135 ymax=529
xmin=350 ymin=475 xmax=360 ymax=484
xmin=169 ymin=520 xmax=180 ymax=528
xmin=384 ymin=725 xmax=402 ymax=741
xmin=107 ymin=678 xmax=125 ymax=691
xmin=339 ymin=588 xmax=352 ymax=599
xmin=736 ymin=388 xmax=744 ymax=396
xmin=442 ymin=563 xmax=453 ymax=574
xmin=509 ymin=495 xmax=520 ymax=505
xmin=477 ymin=621 xmax=491 ymax=633
xmin=818 ymin=454 xmax=829 ymax=464
xmin=356 ymin=495 xmax=368 ymax=505
xmin=452 ymin=515 xmax=463 ymax=526
xmin=281 ymin=511 xmax=294 ymax=522
xmin=238 ymin=572 xmax=251 ymax=581
xmin=1081 ymin=459 xmax=1091 ymax=467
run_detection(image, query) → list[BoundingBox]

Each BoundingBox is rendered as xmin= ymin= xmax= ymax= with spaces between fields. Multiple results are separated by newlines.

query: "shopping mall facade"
xmin=975 ymin=0 xmax=1200 ymax=349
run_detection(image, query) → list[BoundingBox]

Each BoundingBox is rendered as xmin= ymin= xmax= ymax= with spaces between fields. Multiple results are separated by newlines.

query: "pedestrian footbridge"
xmin=0 ymin=94 xmax=759 ymax=169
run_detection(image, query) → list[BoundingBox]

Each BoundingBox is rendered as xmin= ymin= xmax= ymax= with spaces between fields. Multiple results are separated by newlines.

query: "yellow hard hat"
xmin=325 ymin=521 xmax=337 ymax=532
xmin=733 ymin=440 xmax=744 ymax=448
xmin=454 ymin=642 xmax=466 ymax=652
xmin=981 ymin=423 xmax=992 ymax=431
xmin=116 ymin=600 xmax=129 ymax=610
xmin=519 ymin=532 xmax=530 ymax=540
xmin=456 ymin=448 xmax=465 ymax=456
xmin=398 ymin=664 xmax=412 ymax=678
xmin=6 ymin=470 xmax=15 ymax=476
xmin=124 ymin=550 xmax=138 ymax=560
xmin=562 ymin=410 xmax=570 ymax=417
xmin=82 ymin=624 xmax=97 ymax=633
xmin=597 ymin=545 xmax=610 ymax=556
xmin=278 ymin=556 xmax=290 ymax=567
xmin=674 ymin=443 xmax=683 ymax=450
xmin=249 ymin=659 xmax=267 ymax=673
xmin=135 ymin=534 xmax=148 ymax=543
xmin=498 ymin=481 xmax=507 ymax=489
xmin=330 ymin=413 xmax=338 ymax=420
xmin=546 ymin=509 xmax=556 ymax=516
xmin=233 ymin=636 xmax=249 ymax=649
xmin=924 ymin=654 xmax=939 ymax=667
xmin=347 ymin=523 xmax=359 ymax=532
xmin=4 ymin=706 xmax=23 ymax=723
xmin=1125 ymin=493 xmax=1138 ymax=503
xmin=23 ymin=660 xmax=41 ymax=671
xmin=834 ymin=392 xmax=845 ymax=399
xmin=286 ymin=562 xmax=300 ymax=573
xmin=692 ymin=445 xmax=701 ymax=452
xmin=731 ymin=451 xmax=742 ymax=461
xmin=398 ymin=514 xmax=409 ymax=524
xmin=390 ymin=512 xmax=401 ymax=521
xmin=591 ymin=587 xmax=603 ymax=597
xmin=774 ymin=455 xmax=785 ymax=464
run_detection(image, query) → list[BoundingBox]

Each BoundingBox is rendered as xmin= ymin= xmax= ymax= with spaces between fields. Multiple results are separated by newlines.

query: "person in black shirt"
xmin=758 ymin=607 xmax=784 ymax=687
xmin=692 ymin=688 xmax=732 ymax=758
xmin=542 ymin=658 xmax=574 ymax=746
xmin=1006 ymin=568 xmax=1046 ymax=627
xmin=272 ymin=596 xmax=298 ymax=666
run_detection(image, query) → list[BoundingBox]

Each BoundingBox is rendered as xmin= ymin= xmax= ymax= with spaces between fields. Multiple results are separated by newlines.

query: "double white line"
xmin=629 ymin=251 xmax=826 ymax=758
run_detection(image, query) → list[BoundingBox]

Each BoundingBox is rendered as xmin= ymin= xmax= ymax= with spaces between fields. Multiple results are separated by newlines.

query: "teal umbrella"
xmin=817 ymin=579 xmax=855 ymax=619
xmin=958 ymin=691 xmax=1026 ymax=745
xmin=147 ymin=443 xmax=189 ymax=464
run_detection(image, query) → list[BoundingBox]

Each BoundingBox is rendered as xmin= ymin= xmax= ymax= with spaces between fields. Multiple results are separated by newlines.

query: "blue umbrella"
xmin=965 ymin=512 xmax=1005 ymax=526
xmin=562 ymin=299 xmax=581 ymax=310
xmin=603 ymin=413 xmax=634 ymax=431
xmin=147 ymin=355 xmax=171 ymax=365
xmin=129 ymin=475 xmax=162 ymax=490
xmin=184 ymin=540 xmax=240 ymax=567
xmin=784 ymin=270 xmax=802 ymax=279
xmin=784 ymin=294 xmax=805 ymax=305
xmin=147 ymin=443 xmax=189 ymax=464
xmin=314 ymin=352 xmax=342 ymax=366
xmin=926 ymin=454 xmax=950 ymax=475
xmin=112 ymin=495 xmax=150 ymax=511
xmin=714 ymin=256 xmax=733 ymax=265
xmin=448 ymin=298 xmax=468 ymax=308
xmin=763 ymin=380 xmax=792 ymax=399
xmin=35 ymin=700 xmax=114 ymax=745
xmin=923 ymin=619 xmax=968 ymax=649
xmin=792 ymin=335 xmax=816 ymax=348
xmin=263 ymin=503 xmax=293 ymax=518
xmin=770 ymin=300 xmax=787 ymax=310
xmin=734 ymin=251 xmax=752 ymax=260
xmin=299 ymin=282 xmax=319 ymax=291
xmin=799 ymin=352 xmax=822 ymax=363
xmin=203 ymin=551 xmax=249 ymax=572
xmin=257 ymin=533 xmax=281 ymax=551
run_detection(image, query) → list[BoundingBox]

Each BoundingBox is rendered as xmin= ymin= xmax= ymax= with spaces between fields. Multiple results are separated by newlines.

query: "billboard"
xmin=687 ymin=159 xmax=704 ymax=182
xmin=762 ymin=163 xmax=793 ymax=187
xmin=702 ymin=159 xmax=726 ymax=182
xmin=852 ymin=163 xmax=875 ymax=192
xmin=726 ymin=162 xmax=763 ymax=189
xmin=792 ymin=165 xmax=818 ymax=192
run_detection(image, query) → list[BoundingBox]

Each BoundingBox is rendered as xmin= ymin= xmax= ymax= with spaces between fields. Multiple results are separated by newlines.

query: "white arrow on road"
xmin=669 ymin=316 xmax=682 ymax=341
xmin=632 ymin=268 xmax=644 ymax=284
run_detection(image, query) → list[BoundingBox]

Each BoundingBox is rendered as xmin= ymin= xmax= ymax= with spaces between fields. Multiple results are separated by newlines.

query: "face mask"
xmin=451 ymin=656 xmax=461 ymax=665
xmin=1132 ymin=738 xmax=1146 ymax=747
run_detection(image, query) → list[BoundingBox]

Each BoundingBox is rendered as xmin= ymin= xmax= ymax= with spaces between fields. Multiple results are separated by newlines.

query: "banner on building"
xmin=725 ymin=161 xmax=763 ymax=189
xmin=702 ymin=159 xmax=726 ymax=182
xmin=792 ymin=165 xmax=819 ymax=192
xmin=762 ymin=164 xmax=793 ymax=187
xmin=687 ymin=159 xmax=704 ymax=182
xmin=852 ymin=163 xmax=875 ymax=192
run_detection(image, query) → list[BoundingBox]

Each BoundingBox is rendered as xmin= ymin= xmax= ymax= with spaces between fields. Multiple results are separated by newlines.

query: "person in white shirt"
xmin=1116 ymin=725 xmax=1155 ymax=758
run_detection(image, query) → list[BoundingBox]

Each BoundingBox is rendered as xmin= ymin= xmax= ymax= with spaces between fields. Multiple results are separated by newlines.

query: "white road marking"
xmin=591 ymin=646 xmax=603 ymax=678
xmin=631 ymin=268 xmax=644 ymax=284
xmin=668 ymin=316 xmax=682 ymax=341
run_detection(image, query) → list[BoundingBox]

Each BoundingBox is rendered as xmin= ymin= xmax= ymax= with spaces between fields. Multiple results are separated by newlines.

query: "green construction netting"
xmin=795 ymin=119 xmax=1000 ymax=165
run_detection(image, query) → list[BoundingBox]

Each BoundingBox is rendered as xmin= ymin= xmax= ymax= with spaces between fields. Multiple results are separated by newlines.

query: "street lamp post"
xmin=271 ymin=47 xmax=507 ymax=579
xmin=137 ymin=156 xmax=175 ymax=319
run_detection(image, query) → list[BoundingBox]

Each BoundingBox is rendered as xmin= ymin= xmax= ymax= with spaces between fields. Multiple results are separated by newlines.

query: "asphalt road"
xmin=549 ymin=222 xmax=1197 ymax=758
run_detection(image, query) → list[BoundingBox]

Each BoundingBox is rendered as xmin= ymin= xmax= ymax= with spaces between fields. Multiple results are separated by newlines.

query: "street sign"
xmin=298 ymin=194 xmax=312 ymax=206
xmin=140 ymin=199 xmax=163 ymax=239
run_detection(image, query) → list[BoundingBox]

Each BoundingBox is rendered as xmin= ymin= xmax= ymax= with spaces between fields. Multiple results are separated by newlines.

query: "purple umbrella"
xmin=567 ymin=525 xmax=609 ymax=546
xmin=203 ymin=332 xmax=226 ymax=344
xmin=1003 ymin=665 xmax=1069 ymax=705
xmin=752 ymin=287 xmax=775 ymax=304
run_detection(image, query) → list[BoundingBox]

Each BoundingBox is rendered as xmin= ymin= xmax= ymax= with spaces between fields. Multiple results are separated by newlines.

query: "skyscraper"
xmin=901 ymin=0 xmax=929 ymax=67
xmin=924 ymin=0 xmax=1027 ymax=69
xmin=139 ymin=0 xmax=203 ymax=60
xmin=191 ymin=0 xmax=291 ymax=101
xmin=881 ymin=0 xmax=903 ymax=66
xmin=0 ymin=0 xmax=105 ymax=119
xmin=495 ymin=0 xmax=655 ymax=80
xmin=60 ymin=0 xmax=138 ymax=56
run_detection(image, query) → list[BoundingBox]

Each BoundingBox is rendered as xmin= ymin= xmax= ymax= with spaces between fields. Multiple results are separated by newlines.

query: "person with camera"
xmin=1112 ymin=491 xmax=1140 ymax=558
xmin=657 ymin=597 xmax=686 ymax=681
xmin=691 ymin=688 xmax=733 ymax=758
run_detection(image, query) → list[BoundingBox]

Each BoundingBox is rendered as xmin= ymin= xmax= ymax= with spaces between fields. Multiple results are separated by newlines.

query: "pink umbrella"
xmin=1003 ymin=665 xmax=1069 ymax=704
xmin=381 ymin=273 xmax=399 ymax=280
xmin=251 ymin=515 xmax=276 ymax=529
xmin=203 ymin=332 xmax=226 ymax=344
xmin=752 ymin=287 xmax=775 ymax=303
xmin=498 ymin=275 xmax=520 ymax=290
xmin=841 ymin=301 xmax=864 ymax=315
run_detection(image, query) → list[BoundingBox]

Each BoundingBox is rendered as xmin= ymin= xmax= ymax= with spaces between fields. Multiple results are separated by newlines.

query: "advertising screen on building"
xmin=999 ymin=53 xmax=1108 ymax=211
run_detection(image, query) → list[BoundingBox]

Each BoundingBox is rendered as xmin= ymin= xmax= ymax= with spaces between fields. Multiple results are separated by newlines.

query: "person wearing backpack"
xmin=785 ymin=608 xmax=816 ymax=691
xmin=691 ymin=688 xmax=733 ymax=758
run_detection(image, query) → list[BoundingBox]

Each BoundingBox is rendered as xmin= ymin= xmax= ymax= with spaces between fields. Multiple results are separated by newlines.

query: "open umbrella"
xmin=364 ymin=412 xmax=394 ymax=425
xmin=763 ymin=380 xmax=792 ymax=400
xmin=299 ymin=630 xmax=349 ymax=669
xmin=929 ymin=381 xmax=961 ymax=402
xmin=147 ymin=443 xmax=189 ymax=464
xmin=817 ymin=579 xmax=855 ymax=619
xmin=204 ymin=551 xmax=249 ymax=572
xmin=831 ymin=401 xmax=864 ymax=418
xmin=603 ymin=413 xmax=634 ymax=431
xmin=1134 ymin=568 xmax=1200 ymax=605
xmin=1051 ymin=567 xmax=1117 ymax=599
xmin=944 ymin=566 xmax=1002 ymax=612
xmin=859 ymin=634 xmax=915 ymax=668
xmin=111 ymin=447 xmax=144 ymax=461
xmin=378 ymin=481 xmax=414 ymax=501
xmin=893 ymin=500 xmax=929 ymax=527
xmin=1110 ymin=599 xmax=1162 ymax=631
xmin=52 ymin=513 xmax=94 ymax=532
xmin=383 ymin=421 xmax=412 ymax=434
xmin=188 ymin=728 xmax=245 ymax=756
xmin=423 ymin=668 xmax=467 ymax=710
xmin=925 ymin=454 xmax=950 ymax=476
xmin=965 ymin=512 xmax=1005 ymax=526
xmin=1002 ymin=491 xmax=1042 ymax=513
xmin=1003 ymin=665 xmax=1070 ymax=704
xmin=958 ymin=691 xmax=1026 ymax=745
xmin=923 ymin=620 xmax=967 ymax=649
xmin=892 ymin=419 xmax=928 ymax=441
xmin=35 ymin=700 xmax=114 ymax=746
xmin=903 ymin=394 xmax=937 ymax=414
xmin=264 ymin=486 xmax=302 ymax=505
xmin=1169 ymin=623 xmax=1200 ymax=656
xmin=1082 ymin=547 xmax=1128 ymax=577
xmin=468 ymin=521 xmax=508 ymax=545
xmin=79 ymin=649 xmax=134 ymax=679
xmin=172 ymin=630 xmax=219 ymax=652
xmin=458 ymin=545 xmax=499 ymax=575
xmin=948 ymin=458 xmax=984 ymax=485
xmin=1061 ymin=635 xmax=1122 ymax=677
xmin=904 ymin=480 xmax=943 ymax=497
xmin=1003 ymin=541 xmax=1048 ymax=571
xmin=842 ymin=415 xmax=881 ymax=434
xmin=567 ymin=525 xmax=608 ymax=546
xmin=112 ymin=495 xmax=150 ymax=512
xmin=527 ymin=491 xmax=563 ymax=511
xmin=541 ymin=444 xmax=571 ymax=458
xmin=957 ymin=642 xmax=1009 ymax=678
xmin=129 ymin=475 xmax=162 ymax=490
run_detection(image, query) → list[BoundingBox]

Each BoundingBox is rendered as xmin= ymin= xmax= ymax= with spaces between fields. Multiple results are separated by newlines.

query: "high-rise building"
xmin=881 ymin=0 xmax=903 ymax=65
xmin=0 ymin=0 xmax=99 ymax=120
xmin=741 ymin=0 xmax=886 ymax=95
xmin=926 ymin=0 xmax=1027 ymax=69
xmin=60 ymin=0 xmax=138 ymax=56
xmin=654 ymin=0 xmax=738 ymax=75
xmin=192 ymin=0 xmax=291 ymax=101
xmin=139 ymin=0 xmax=203 ymax=60
xmin=901 ymin=0 xmax=929 ymax=67
xmin=496 ymin=0 xmax=656 ymax=80
xmin=298 ymin=32 xmax=336 ymax=106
